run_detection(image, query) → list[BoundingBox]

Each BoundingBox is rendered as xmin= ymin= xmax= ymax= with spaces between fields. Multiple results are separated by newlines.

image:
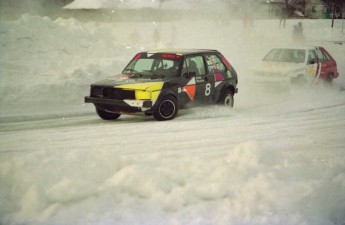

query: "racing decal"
xmin=123 ymin=99 xmax=155 ymax=111
xmin=184 ymin=86 xmax=196 ymax=101
xmin=205 ymin=55 xmax=225 ymax=81
xmin=109 ymin=75 xmax=154 ymax=83
xmin=195 ymin=76 xmax=205 ymax=83
xmin=161 ymin=54 xmax=181 ymax=59
xmin=117 ymin=82 xmax=164 ymax=91
xmin=124 ymin=100 xmax=145 ymax=108
xmin=117 ymin=82 xmax=164 ymax=101
xmin=183 ymin=77 xmax=196 ymax=101
xmin=308 ymin=66 xmax=316 ymax=76
xmin=151 ymin=90 xmax=161 ymax=101
xmin=205 ymin=83 xmax=211 ymax=96
xmin=135 ymin=90 xmax=151 ymax=100
xmin=214 ymin=81 xmax=222 ymax=88
xmin=214 ymin=72 xmax=224 ymax=82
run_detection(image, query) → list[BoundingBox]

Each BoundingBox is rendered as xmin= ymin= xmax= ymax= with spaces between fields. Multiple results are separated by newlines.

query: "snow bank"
xmin=1 ymin=139 xmax=345 ymax=225
xmin=0 ymin=14 xmax=133 ymax=117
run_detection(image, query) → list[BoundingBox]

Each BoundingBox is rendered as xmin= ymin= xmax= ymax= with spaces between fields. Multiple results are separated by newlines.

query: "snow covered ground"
xmin=1 ymin=13 xmax=345 ymax=225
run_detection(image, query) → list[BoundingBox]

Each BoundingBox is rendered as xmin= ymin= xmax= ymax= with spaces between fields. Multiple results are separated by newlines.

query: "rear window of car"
xmin=263 ymin=49 xmax=306 ymax=63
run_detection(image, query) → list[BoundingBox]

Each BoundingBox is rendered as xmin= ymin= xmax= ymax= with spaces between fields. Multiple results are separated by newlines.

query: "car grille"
xmin=91 ymin=86 xmax=135 ymax=100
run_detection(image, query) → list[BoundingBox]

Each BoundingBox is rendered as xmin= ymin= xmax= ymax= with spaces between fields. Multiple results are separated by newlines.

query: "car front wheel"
xmin=291 ymin=75 xmax=307 ymax=85
xmin=153 ymin=95 xmax=178 ymax=121
xmin=218 ymin=90 xmax=234 ymax=107
xmin=96 ymin=107 xmax=121 ymax=120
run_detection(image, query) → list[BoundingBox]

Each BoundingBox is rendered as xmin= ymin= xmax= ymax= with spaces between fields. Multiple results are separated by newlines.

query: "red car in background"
xmin=252 ymin=46 xmax=339 ymax=85
xmin=314 ymin=46 xmax=339 ymax=83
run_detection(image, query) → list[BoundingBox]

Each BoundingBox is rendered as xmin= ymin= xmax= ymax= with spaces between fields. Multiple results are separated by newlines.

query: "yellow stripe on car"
xmin=135 ymin=90 xmax=151 ymax=100
xmin=117 ymin=82 xmax=164 ymax=100
xmin=117 ymin=82 xmax=164 ymax=91
xmin=151 ymin=91 xmax=161 ymax=100
xmin=136 ymin=90 xmax=161 ymax=100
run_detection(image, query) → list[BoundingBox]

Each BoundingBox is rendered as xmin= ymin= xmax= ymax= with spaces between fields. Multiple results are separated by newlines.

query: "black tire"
xmin=96 ymin=107 xmax=121 ymax=120
xmin=218 ymin=90 xmax=234 ymax=107
xmin=325 ymin=74 xmax=334 ymax=85
xmin=153 ymin=95 xmax=178 ymax=121
xmin=291 ymin=75 xmax=307 ymax=86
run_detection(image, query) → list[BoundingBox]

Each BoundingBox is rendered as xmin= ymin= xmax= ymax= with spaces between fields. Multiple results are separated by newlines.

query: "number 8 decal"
xmin=205 ymin=83 xmax=211 ymax=96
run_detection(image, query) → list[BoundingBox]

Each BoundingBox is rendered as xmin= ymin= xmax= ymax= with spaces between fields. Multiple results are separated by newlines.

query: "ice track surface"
xmin=1 ymin=85 xmax=345 ymax=225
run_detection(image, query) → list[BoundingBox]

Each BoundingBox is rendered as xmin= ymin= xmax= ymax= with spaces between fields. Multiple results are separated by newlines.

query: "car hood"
xmin=92 ymin=74 xmax=176 ymax=91
xmin=253 ymin=61 xmax=305 ymax=75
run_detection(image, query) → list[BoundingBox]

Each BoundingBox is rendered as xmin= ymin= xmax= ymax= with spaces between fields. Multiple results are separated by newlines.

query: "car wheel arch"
xmin=153 ymin=94 xmax=179 ymax=121
xmin=218 ymin=85 xmax=235 ymax=101
xmin=218 ymin=88 xmax=234 ymax=107
xmin=155 ymin=89 xmax=179 ymax=105
xmin=149 ymin=88 xmax=179 ymax=109
xmin=326 ymin=73 xmax=334 ymax=83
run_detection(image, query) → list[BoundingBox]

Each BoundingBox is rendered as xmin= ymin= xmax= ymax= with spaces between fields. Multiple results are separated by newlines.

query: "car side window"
xmin=205 ymin=55 xmax=226 ymax=73
xmin=185 ymin=56 xmax=206 ymax=76
xmin=321 ymin=49 xmax=331 ymax=61
xmin=151 ymin=59 xmax=180 ymax=77
xmin=308 ymin=50 xmax=316 ymax=64
xmin=316 ymin=49 xmax=326 ymax=63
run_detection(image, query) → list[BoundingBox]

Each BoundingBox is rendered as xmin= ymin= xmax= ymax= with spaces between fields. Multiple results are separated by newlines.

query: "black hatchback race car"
xmin=85 ymin=49 xmax=238 ymax=121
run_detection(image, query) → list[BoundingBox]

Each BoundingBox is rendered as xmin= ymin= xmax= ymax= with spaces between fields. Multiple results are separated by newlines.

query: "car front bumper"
xmin=85 ymin=96 xmax=153 ymax=112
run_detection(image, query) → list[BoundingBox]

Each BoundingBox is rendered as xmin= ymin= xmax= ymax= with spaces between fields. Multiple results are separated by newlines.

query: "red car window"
xmin=316 ymin=49 xmax=326 ymax=62
xmin=321 ymin=49 xmax=332 ymax=61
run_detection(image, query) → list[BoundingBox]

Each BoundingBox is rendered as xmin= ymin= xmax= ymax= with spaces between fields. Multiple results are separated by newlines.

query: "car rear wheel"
xmin=325 ymin=74 xmax=334 ymax=84
xmin=96 ymin=107 xmax=121 ymax=120
xmin=218 ymin=90 xmax=234 ymax=107
xmin=153 ymin=95 xmax=178 ymax=121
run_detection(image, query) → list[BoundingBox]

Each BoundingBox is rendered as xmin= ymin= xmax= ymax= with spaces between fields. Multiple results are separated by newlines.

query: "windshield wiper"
xmin=123 ymin=69 xmax=143 ymax=78
xmin=142 ymin=70 xmax=165 ymax=78
xmin=152 ymin=73 xmax=165 ymax=78
xmin=123 ymin=68 xmax=139 ymax=74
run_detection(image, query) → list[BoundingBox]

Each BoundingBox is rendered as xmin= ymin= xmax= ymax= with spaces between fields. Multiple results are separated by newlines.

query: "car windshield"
xmin=123 ymin=53 xmax=182 ymax=78
xmin=263 ymin=48 xmax=306 ymax=63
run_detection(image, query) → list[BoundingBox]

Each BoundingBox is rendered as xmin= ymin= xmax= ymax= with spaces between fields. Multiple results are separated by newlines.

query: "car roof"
xmin=145 ymin=49 xmax=220 ymax=56
xmin=270 ymin=46 xmax=321 ymax=51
